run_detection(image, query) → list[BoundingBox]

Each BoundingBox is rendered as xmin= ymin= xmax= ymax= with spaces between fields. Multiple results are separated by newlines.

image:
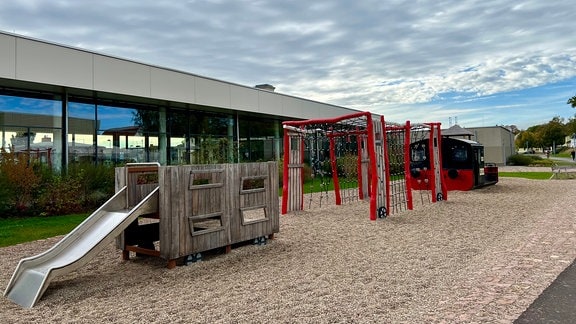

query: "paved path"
xmin=515 ymin=259 xmax=576 ymax=323
xmin=501 ymin=160 xmax=576 ymax=323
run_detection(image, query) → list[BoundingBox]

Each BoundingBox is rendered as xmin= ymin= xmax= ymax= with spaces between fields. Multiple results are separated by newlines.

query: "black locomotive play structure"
xmin=410 ymin=137 xmax=498 ymax=191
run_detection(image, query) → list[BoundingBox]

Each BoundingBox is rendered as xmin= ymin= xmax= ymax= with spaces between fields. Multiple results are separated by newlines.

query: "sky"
xmin=1 ymin=0 xmax=575 ymax=130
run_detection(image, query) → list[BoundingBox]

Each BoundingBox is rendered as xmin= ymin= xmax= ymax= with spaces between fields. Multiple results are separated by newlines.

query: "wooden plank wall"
xmin=230 ymin=162 xmax=280 ymax=244
xmin=126 ymin=166 xmax=159 ymax=208
xmin=286 ymin=133 xmax=303 ymax=212
xmin=181 ymin=164 xmax=229 ymax=258
xmin=159 ymin=162 xmax=279 ymax=260
xmin=115 ymin=164 xmax=160 ymax=249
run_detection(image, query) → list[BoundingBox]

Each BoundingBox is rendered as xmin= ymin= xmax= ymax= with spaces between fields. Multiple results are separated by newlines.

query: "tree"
xmin=515 ymin=130 xmax=537 ymax=151
xmin=568 ymin=95 xmax=576 ymax=108
xmin=525 ymin=125 xmax=545 ymax=148
xmin=538 ymin=117 xmax=566 ymax=149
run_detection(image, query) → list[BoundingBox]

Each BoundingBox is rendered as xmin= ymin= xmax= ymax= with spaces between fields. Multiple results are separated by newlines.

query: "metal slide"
xmin=3 ymin=186 xmax=159 ymax=308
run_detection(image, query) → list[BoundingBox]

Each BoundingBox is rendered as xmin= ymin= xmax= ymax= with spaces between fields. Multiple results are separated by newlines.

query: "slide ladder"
xmin=4 ymin=186 xmax=159 ymax=308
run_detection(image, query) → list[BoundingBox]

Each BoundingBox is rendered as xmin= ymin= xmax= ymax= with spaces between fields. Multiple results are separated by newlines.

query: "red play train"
xmin=410 ymin=137 xmax=498 ymax=191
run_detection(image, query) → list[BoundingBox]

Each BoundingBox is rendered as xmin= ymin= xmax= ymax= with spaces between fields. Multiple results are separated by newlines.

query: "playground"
xmin=1 ymin=175 xmax=576 ymax=322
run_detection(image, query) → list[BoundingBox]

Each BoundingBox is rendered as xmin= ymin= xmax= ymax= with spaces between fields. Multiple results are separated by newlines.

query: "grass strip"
xmin=498 ymin=172 xmax=553 ymax=180
xmin=0 ymin=214 xmax=88 ymax=248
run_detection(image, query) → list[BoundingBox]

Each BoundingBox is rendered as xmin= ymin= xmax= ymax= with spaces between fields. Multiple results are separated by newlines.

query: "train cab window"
xmin=451 ymin=147 xmax=468 ymax=162
xmin=411 ymin=144 xmax=427 ymax=162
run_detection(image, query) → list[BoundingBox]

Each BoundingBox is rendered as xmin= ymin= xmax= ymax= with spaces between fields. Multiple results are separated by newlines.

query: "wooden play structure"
xmin=281 ymin=112 xmax=446 ymax=220
xmin=116 ymin=162 xmax=280 ymax=268
xmin=5 ymin=161 xmax=279 ymax=308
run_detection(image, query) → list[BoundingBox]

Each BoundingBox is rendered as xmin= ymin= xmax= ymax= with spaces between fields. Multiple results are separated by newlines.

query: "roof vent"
xmin=255 ymin=84 xmax=275 ymax=91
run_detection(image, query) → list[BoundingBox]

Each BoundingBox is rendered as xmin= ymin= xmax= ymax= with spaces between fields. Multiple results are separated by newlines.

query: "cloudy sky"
xmin=1 ymin=0 xmax=575 ymax=129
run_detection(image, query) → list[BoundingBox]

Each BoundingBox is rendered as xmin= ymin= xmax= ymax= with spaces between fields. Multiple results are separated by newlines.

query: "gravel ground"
xmin=1 ymin=176 xmax=575 ymax=323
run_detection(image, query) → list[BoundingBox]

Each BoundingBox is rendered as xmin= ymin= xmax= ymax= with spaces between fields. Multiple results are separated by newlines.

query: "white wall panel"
xmin=150 ymin=68 xmax=196 ymax=103
xmin=231 ymin=86 xmax=258 ymax=112
xmin=195 ymin=77 xmax=230 ymax=108
xmin=281 ymin=96 xmax=306 ymax=119
xmin=17 ymin=39 xmax=93 ymax=88
xmin=259 ymin=91 xmax=283 ymax=115
xmin=0 ymin=34 xmax=16 ymax=78
xmin=1 ymin=33 xmax=362 ymax=121
xmin=308 ymin=101 xmax=353 ymax=119
xmin=93 ymin=56 xmax=150 ymax=97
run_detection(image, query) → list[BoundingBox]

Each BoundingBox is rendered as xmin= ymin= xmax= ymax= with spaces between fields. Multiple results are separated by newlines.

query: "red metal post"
xmin=428 ymin=124 xmax=438 ymax=202
xmin=281 ymin=127 xmax=290 ymax=214
xmin=299 ymin=128 xmax=305 ymax=211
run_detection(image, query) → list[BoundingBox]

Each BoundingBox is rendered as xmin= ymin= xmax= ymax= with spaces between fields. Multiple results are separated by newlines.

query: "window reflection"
xmin=0 ymin=92 xmax=284 ymax=169
xmin=69 ymin=102 xmax=97 ymax=163
xmin=238 ymin=117 xmax=280 ymax=162
xmin=96 ymin=105 xmax=160 ymax=165
xmin=0 ymin=94 xmax=62 ymax=167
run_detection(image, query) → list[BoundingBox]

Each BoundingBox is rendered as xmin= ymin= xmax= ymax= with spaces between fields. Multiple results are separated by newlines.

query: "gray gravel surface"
xmin=1 ymin=177 xmax=575 ymax=323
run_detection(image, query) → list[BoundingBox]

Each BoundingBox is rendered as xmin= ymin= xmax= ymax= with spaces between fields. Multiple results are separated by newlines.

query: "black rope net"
xmin=284 ymin=114 xmax=370 ymax=211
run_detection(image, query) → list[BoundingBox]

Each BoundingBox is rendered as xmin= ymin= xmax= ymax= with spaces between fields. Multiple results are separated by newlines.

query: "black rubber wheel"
xmin=378 ymin=206 xmax=387 ymax=218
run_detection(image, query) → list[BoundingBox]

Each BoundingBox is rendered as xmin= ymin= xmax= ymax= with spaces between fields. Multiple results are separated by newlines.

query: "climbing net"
xmin=281 ymin=111 xmax=380 ymax=219
xmin=408 ymin=122 xmax=446 ymax=204
xmin=382 ymin=120 xmax=410 ymax=214
xmin=383 ymin=121 xmax=445 ymax=213
xmin=281 ymin=112 xmax=445 ymax=220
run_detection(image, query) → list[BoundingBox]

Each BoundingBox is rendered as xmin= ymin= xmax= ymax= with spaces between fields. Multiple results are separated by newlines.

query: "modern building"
xmin=0 ymin=31 xmax=361 ymax=170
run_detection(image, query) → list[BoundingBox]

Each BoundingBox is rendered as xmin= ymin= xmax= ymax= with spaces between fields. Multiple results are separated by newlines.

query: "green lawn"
xmin=0 ymin=214 xmax=88 ymax=248
xmin=498 ymin=172 xmax=553 ymax=180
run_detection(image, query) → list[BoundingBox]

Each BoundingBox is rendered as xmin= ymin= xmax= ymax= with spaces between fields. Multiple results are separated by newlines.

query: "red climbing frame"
xmin=282 ymin=111 xmax=381 ymax=220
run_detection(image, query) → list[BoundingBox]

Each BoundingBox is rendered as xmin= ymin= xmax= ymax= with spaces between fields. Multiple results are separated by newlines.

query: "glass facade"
xmin=0 ymin=90 xmax=285 ymax=170
xmin=238 ymin=116 xmax=282 ymax=162
xmin=0 ymin=94 xmax=63 ymax=168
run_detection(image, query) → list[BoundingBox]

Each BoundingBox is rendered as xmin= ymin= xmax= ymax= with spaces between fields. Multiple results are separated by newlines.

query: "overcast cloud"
xmin=1 ymin=0 xmax=575 ymax=128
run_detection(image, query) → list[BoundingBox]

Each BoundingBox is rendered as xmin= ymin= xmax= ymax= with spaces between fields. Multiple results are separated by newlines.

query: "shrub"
xmin=507 ymin=154 xmax=554 ymax=167
xmin=38 ymin=176 xmax=85 ymax=216
xmin=338 ymin=154 xmax=358 ymax=178
xmin=0 ymin=150 xmax=42 ymax=216
xmin=278 ymin=158 xmax=284 ymax=188
xmin=528 ymin=158 xmax=554 ymax=167
xmin=507 ymin=154 xmax=534 ymax=166
xmin=0 ymin=150 xmax=116 ymax=217
xmin=36 ymin=163 xmax=115 ymax=216
xmin=0 ymin=172 xmax=15 ymax=216
xmin=67 ymin=163 xmax=115 ymax=209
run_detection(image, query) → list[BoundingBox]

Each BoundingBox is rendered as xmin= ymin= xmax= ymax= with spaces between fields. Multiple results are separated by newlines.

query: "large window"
xmin=68 ymin=102 xmax=97 ymax=163
xmin=97 ymin=105 xmax=160 ymax=165
xmin=238 ymin=117 xmax=280 ymax=162
xmin=0 ymin=89 xmax=286 ymax=169
xmin=0 ymin=94 xmax=62 ymax=168
xmin=187 ymin=111 xmax=234 ymax=164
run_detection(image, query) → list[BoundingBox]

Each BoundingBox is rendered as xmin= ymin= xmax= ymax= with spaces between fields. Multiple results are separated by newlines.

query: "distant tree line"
xmin=513 ymin=95 xmax=576 ymax=152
